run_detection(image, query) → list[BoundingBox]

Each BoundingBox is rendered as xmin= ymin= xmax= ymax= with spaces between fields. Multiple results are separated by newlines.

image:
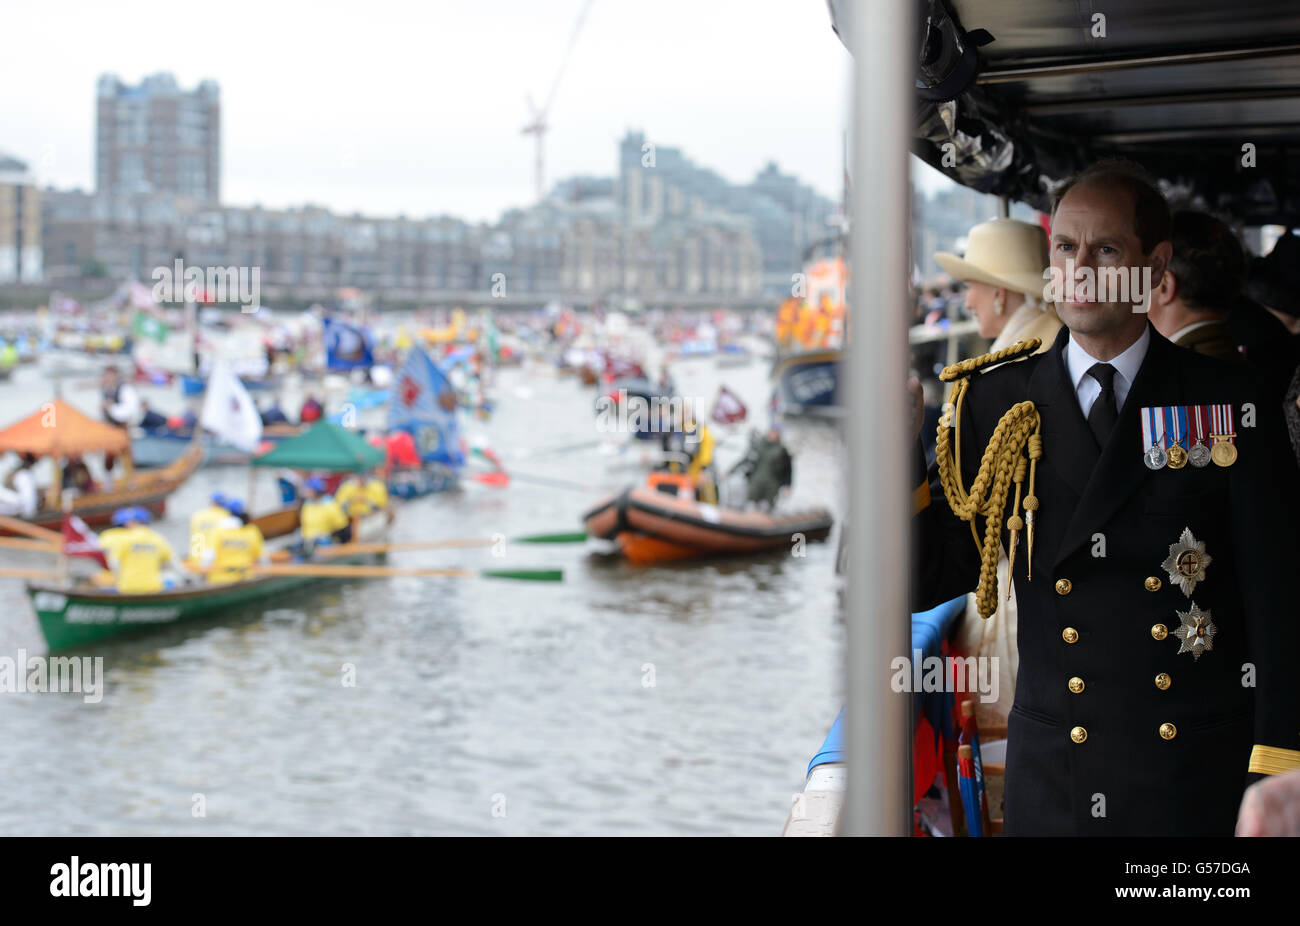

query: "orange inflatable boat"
xmin=582 ymin=479 xmax=834 ymax=565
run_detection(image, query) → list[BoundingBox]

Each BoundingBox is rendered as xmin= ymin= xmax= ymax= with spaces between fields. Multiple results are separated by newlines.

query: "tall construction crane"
xmin=522 ymin=0 xmax=594 ymax=203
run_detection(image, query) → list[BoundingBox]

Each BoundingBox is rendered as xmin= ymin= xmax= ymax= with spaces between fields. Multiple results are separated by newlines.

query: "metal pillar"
xmin=842 ymin=0 xmax=912 ymax=836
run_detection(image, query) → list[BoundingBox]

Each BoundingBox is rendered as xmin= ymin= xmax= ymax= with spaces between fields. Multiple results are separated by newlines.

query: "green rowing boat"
xmin=26 ymin=509 xmax=392 ymax=651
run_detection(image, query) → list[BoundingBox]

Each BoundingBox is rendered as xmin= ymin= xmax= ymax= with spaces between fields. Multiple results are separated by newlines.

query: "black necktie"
xmin=1087 ymin=362 xmax=1119 ymax=447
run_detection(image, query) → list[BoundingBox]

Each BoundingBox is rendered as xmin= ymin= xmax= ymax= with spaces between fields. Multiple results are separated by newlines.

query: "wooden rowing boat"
xmin=26 ymin=507 xmax=392 ymax=650
xmin=251 ymin=503 xmax=304 ymax=541
xmin=0 ymin=399 xmax=202 ymax=535
xmin=3 ymin=443 xmax=203 ymax=536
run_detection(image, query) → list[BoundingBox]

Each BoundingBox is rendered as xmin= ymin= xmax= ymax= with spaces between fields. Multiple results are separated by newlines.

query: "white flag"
xmin=200 ymin=359 xmax=263 ymax=452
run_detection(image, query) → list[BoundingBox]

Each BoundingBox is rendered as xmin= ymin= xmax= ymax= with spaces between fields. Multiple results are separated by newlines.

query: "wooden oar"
xmin=471 ymin=471 xmax=607 ymax=492
xmin=0 ymin=514 xmax=64 ymax=545
xmin=253 ymin=563 xmax=563 ymax=581
xmin=315 ymin=530 xmax=588 ymax=556
xmin=0 ymin=536 xmax=62 ymax=554
xmin=0 ymin=567 xmax=62 ymax=581
xmin=516 ymin=438 xmax=605 ymax=460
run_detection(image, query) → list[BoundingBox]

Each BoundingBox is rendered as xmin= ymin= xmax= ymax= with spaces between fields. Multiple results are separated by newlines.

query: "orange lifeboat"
xmin=582 ymin=483 xmax=834 ymax=565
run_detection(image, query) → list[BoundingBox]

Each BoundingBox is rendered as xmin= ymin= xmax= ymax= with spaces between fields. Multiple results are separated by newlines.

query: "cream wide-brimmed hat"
xmin=933 ymin=218 xmax=1050 ymax=299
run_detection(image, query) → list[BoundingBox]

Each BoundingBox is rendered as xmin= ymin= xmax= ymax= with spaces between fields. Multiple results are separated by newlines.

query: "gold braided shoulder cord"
xmin=935 ymin=338 xmax=1043 ymax=619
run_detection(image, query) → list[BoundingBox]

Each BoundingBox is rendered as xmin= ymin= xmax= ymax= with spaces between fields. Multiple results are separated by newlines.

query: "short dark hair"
xmin=1050 ymin=158 xmax=1172 ymax=254
xmin=1167 ymin=210 xmax=1245 ymax=314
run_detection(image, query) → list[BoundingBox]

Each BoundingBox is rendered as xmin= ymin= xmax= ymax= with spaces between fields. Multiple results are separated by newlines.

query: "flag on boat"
xmin=322 ymin=317 xmax=374 ymax=371
xmin=710 ymin=385 xmax=748 ymax=425
xmin=131 ymin=310 xmax=169 ymax=343
xmin=199 ymin=359 xmax=263 ymax=453
xmin=62 ymin=514 xmax=108 ymax=569
xmin=387 ymin=348 xmax=465 ymax=467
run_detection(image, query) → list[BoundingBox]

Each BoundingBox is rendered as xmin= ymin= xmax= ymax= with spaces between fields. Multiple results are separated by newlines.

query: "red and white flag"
xmin=62 ymin=514 xmax=108 ymax=569
xmin=711 ymin=386 xmax=748 ymax=425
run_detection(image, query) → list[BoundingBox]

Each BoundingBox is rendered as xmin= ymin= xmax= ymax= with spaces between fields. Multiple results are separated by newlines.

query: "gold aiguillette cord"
xmin=936 ymin=339 xmax=1043 ymax=618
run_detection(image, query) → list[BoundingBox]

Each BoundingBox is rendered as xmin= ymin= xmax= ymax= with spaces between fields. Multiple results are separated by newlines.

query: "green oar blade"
xmin=513 ymin=531 xmax=588 ymax=544
xmin=478 ymin=568 xmax=564 ymax=582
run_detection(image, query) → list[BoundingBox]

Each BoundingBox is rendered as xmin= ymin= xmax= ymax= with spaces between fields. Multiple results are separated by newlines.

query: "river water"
xmin=0 ymin=338 xmax=845 ymax=835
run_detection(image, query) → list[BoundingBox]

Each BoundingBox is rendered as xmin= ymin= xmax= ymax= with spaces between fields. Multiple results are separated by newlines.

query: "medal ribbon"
xmin=1141 ymin=406 xmax=1166 ymax=451
xmin=1211 ymin=403 xmax=1236 ymax=444
xmin=1164 ymin=406 xmax=1186 ymax=450
xmin=1189 ymin=405 xmax=1207 ymax=446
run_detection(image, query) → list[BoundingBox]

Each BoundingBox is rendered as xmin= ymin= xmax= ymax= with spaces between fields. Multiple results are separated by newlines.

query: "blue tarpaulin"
xmin=806 ymin=595 xmax=967 ymax=777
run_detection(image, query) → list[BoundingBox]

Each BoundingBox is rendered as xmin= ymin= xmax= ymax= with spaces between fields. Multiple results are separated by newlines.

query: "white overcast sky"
xmin=0 ymin=0 xmax=872 ymax=223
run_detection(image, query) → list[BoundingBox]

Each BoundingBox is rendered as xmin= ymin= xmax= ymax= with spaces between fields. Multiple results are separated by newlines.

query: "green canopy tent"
xmin=252 ymin=421 xmax=385 ymax=473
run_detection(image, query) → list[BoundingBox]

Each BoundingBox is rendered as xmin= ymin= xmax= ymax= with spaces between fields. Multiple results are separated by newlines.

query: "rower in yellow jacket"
xmin=100 ymin=507 xmax=176 ymax=593
xmin=205 ymin=498 xmax=266 ymax=584
xmin=335 ymin=472 xmax=388 ymax=519
xmin=300 ymin=477 xmax=350 ymax=546
xmin=189 ymin=492 xmax=230 ymax=560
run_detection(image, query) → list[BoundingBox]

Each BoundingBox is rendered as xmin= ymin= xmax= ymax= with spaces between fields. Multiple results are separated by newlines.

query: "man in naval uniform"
xmin=912 ymin=160 xmax=1300 ymax=835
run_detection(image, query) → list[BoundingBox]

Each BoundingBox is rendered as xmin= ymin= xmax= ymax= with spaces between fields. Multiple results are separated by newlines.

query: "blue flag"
xmin=323 ymin=317 xmax=374 ymax=371
xmin=387 ymin=348 xmax=464 ymax=467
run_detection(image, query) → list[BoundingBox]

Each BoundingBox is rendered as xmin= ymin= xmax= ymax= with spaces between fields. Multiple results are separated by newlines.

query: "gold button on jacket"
xmin=1070 ymin=726 xmax=1088 ymax=744
xmin=1151 ymin=624 xmax=1168 ymax=641
xmin=1144 ymin=576 xmax=1162 ymax=592
xmin=1155 ymin=673 xmax=1171 ymax=690
xmin=1062 ymin=627 xmax=1079 ymax=644
xmin=1159 ymin=723 xmax=1177 ymax=740
xmin=1055 ymin=578 xmax=1072 ymax=595
xmin=1068 ymin=676 xmax=1085 ymax=693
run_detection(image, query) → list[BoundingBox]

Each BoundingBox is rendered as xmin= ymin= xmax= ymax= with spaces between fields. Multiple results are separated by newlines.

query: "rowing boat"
xmin=26 ymin=507 xmax=392 ymax=650
xmin=583 ymin=485 xmax=834 ymax=564
xmin=3 ymin=443 xmax=202 ymax=536
xmin=0 ymin=400 xmax=202 ymax=535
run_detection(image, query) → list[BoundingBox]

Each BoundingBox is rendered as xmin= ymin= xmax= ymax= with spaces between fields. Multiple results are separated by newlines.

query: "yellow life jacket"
xmin=301 ymin=497 xmax=349 ymax=541
xmin=189 ymin=505 xmax=229 ymax=559
xmin=363 ymin=478 xmax=388 ymax=511
xmin=208 ymin=523 xmax=265 ymax=585
xmin=334 ymin=480 xmax=369 ymax=518
xmin=687 ymin=424 xmax=715 ymax=477
xmin=336 ymin=477 xmax=389 ymax=518
xmin=101 ymin=525 xmax=174 ymax=593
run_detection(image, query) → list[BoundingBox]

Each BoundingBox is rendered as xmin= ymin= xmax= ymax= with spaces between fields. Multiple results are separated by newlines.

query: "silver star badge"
xmin=1173 ymin=603 xmax=1217 ymax=661
xmin=1161 ymin=527 xmax=1212 ymax=596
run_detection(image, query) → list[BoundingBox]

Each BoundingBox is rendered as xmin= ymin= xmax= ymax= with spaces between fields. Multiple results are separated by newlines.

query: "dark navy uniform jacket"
xmin=914 ymin=324 xmax=1300 ymax=835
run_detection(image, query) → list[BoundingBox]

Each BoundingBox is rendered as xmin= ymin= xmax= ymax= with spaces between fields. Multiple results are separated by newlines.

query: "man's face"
xmin=1049 ymin=182 xmax=1166 ymax=337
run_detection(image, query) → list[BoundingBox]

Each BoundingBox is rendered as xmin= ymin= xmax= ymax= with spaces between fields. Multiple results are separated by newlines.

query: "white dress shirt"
xmin=1064 ymin=325 xmax=1150 ymax=418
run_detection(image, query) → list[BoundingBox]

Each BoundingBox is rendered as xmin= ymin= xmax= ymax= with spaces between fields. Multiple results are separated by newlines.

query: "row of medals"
xmin=1145 ymin=436 xmax=1237 ymax=470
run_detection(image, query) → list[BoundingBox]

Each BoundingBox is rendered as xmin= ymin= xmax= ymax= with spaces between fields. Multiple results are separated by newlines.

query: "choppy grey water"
xmin=0 ymin=346 xmax=844 ymax=834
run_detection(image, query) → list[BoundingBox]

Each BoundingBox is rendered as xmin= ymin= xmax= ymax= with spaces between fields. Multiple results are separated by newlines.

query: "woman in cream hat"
xmin=933 ymin=218 xmax=1061 ymax=743
xmin=934 ymin=217 xmax=1060 ymax=353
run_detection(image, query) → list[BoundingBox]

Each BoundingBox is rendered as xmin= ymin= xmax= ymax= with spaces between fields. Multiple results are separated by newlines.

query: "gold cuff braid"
xmin=913 ymin=482 xmax=931 ymax=515
xmin=1248 ymin=744 xmax=1300 ymax=776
